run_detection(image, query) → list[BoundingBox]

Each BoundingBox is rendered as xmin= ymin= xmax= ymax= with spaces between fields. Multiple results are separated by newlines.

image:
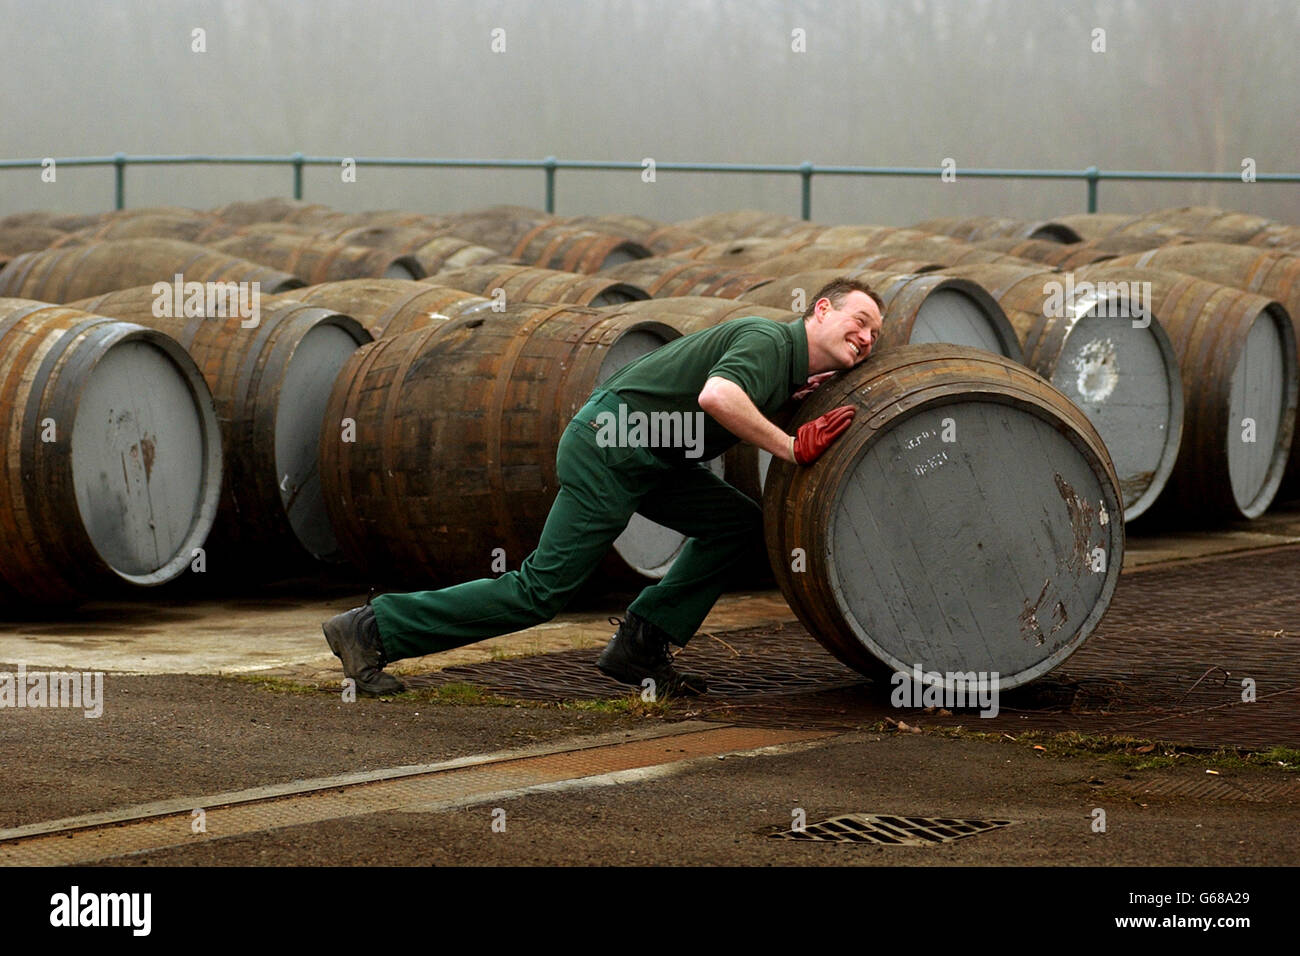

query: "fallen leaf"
xmin=1135 ymin=744 xmax=1156 ymax=754
xmin=1033 ymin=745 xmax=1047 ymax=752
xmin=937 ymin=709 xmax=953 ymax=717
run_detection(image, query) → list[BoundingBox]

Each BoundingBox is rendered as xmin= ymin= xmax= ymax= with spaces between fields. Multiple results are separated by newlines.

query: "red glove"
xmin=792 ymin=405 xmax=855 ymax=465
xmin=792 ymin=371 xmax=837 ymax=401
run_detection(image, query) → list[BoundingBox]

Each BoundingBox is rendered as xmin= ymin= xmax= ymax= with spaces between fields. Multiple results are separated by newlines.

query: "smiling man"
xmin=323 ymin=277 xmax=884 ymax=697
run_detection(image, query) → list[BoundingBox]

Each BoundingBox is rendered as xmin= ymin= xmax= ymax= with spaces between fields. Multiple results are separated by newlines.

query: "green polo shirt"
xmin=595 ymin=315 xmax=810 ymax=463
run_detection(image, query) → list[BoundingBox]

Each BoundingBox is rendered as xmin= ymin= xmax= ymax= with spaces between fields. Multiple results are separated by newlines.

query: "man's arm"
xmin=698 ymin=376 xmax=798 ymax=463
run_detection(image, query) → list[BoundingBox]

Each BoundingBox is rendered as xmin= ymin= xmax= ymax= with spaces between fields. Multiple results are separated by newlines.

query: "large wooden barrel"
xmin=306 ymin=226 xmax=514 ymax=276
xmin=50 ymin=213 xmax=224 ymax=246
xmin=0 ymin=299 xmax=223 ymax=604
xmin=911 ymin=216 xmax=1083 ymax=244
xmin=565 ymin=215 xmax=708 ymax=256
xmin=66 ymin=288 xmax=370 ymax=566
xmin=739 ymin=269 xmax=1023 ymax=360
xmin=765 ymin=344 xmax=1124 ymax=689
xmin=1077 ymin=264 xmax=1298 ymax=519
xmin=940 ymin=263 xmax=1183 ymax=520
xmin=749 ymin=251 xmax=943 ymax=276
xmin=0 ymin=238 xmax=304 ymax=301
xmin=600 ymin=257 xmax=776 ymax=298
xmin=209 ymin=233 xmax=425 ymax=283
xmin=673 ymin=210 xmax=811 ymax=241
xmin=211 ymin=198 xmax=339 ymax=226
xmin=1121 ymin=206 xmax=1282 ymax=245
xmin=427 ymin=264 xmax=648 ymax=307
xmin=971 ymin=237 xmax=1121 ymax=270
xmin=1054 ymin=213 xmax=1183 ymax=242
xmin=271 ymin=278 xmax=493 ymax=337
xmin=0 ymin=226 xmax=70 ymax=257
xmin=320 ymin=306 xmax=681 ymax=585
xmin=1104 ymin=243 xmax=1300 ymax=325
xmin=599 ymin=296 xmax=790 ymax=335
xmin=508 ymin=224 xmax=651 ymax=273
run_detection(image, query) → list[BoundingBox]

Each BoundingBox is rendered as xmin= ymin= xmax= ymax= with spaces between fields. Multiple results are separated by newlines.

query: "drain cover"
xmin=771 ymin=814 xmax=1018 ymax=845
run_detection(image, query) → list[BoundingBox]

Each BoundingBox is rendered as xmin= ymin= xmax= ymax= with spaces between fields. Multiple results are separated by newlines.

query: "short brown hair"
xmin=802 ymin=277 xmax=884 ymax=319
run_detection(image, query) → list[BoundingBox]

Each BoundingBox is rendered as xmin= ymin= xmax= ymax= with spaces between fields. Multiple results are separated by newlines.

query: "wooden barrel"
xmin=320 ymin=306 xmax=680 ymax=585
xmin=911 ymin=216 xmax=1083 ymax=244
xmin=66 ymin=288 xmax=370 ymax=566
xmin=844 ymin=236 xmax=1039 ymax=268
xmin=428 ymin=264 xmax=649 ymax=307
xmin=600 ymin=257 xmax=776 ymax=298
xmin=0 ymin=299 xmax=223 ymax=603
xmin=0 ymin=238 xmax=304 ymax=301
xmin=739 ymin=269 xmax=1023 ymax=360
xmin=414 ymin=236 xmax=518 ymax=275
xmin=565 ymin=215 xmax=707 ymax=256
xmin=50 ymin=213 xmax=223 ymax=247
xmin=764 ymin=344 xmax=1124 ymax=689
xmin=271 ymin=278 xmax=493 ymax=337
xmin=746 ymin=250 xmax=943 ymax=276
xmin=674 ymin=210 xmax=811 ymax=241
xmin=971 ymin=237 xmax=1121 ymax=270
xmin=209 ymin=233 xmax=425 ymax=283
xmin=941 ymin=262 xmax=1184 ymax=520
xmin=507 ymin=224 xmax=650 ymax=273
xmin=211 ymin=198 xmax=339 ymax=226
xmin=306 ymin=226 xmax=514 ymax=276
xmin=1104 ymin=243 xmax=1300 ymax=326
xmin=1077 ymin=264 xmax=1298 ymax=519
xmin=599 ymin=296 xmax=790 ymax=335
xmin=677 ymin=236 xmax=819 ymax=265
xmin=0 ymin=226 xmax=70 ymax=257
xmin=1124 ymin=206 xmax=1279 ymax=245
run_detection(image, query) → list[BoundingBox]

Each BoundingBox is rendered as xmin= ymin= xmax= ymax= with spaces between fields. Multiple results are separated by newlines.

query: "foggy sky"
xmin=2 ymin=0 xmax=1296 ymax=226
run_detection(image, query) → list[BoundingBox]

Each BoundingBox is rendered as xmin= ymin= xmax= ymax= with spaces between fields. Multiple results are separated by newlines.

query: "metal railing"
xmin=2 ymin=153 xmax=1298 ymax=218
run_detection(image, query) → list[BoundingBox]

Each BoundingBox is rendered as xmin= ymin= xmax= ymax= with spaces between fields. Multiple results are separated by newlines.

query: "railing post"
xmin=1086 ymin=165 xmax=1100 ymax=213
xmin=292 ymin=152 xmax=305 ymax=200
xmin=800 ymin=161 xmax=814 ymax=220
xmin=113 ymin=153 xmax=126 ymax=210
xmin=543 ymin=156 xmax=557 ymax=213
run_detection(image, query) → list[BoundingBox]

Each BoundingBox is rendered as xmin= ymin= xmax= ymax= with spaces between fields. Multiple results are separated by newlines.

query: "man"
xmin=323 ymin=277 xmax=884 ymax=696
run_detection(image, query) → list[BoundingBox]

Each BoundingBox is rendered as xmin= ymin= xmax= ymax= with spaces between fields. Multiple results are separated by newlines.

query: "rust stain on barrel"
xmin=1054 ymin=472 xmax=1094 ymax=573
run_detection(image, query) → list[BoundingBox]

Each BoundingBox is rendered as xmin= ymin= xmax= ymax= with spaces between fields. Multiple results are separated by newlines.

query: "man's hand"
xmin=792 ymin=405 xmax=855 ymax=465
xmin=792 ymin=371 xmax=837 ymax=401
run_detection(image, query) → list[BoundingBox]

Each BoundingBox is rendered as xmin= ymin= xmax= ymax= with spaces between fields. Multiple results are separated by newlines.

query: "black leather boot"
xmin=595 ymin=612 xmax=708 ymax=697
xmin=322 ymin=605 xmax=406 ymax=696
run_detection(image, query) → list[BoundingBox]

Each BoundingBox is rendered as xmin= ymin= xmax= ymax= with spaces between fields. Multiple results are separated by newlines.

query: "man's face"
xmin=813 ymin=291 xmax=883 ymax=369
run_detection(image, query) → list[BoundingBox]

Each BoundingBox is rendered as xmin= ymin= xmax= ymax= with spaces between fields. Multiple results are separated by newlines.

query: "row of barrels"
xmin=0 ymin=285 xmax=1128 ymax=689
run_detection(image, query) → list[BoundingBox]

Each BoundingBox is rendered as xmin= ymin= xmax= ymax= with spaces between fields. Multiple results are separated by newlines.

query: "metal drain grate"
xmin=771 ymin=814 xmax=1018 ymax=845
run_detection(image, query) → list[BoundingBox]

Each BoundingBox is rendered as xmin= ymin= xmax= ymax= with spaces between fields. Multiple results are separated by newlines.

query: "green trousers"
xmin=372 ymin=389 xmax=765 ymax=662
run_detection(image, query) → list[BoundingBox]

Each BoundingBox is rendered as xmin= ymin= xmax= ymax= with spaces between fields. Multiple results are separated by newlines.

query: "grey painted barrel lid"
xmin=905 ymin=286 xmax=1013 ymax=354
xmin=827 ymin=398 xmax=1120 ymax=689
xmin=276 ymin=318 xmax=369 ymax=562
xmin=1048 ymin=297 xmax=1183 ymax=520
xmin=1228 ymin=305 xmax=1290 ymax=514
xmin=71 ymin=331 xmax=222 ymax=585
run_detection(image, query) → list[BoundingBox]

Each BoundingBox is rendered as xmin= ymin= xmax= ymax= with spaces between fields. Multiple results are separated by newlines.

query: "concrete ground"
xmin=1 ymin=504 xmax=1299 ymax=868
